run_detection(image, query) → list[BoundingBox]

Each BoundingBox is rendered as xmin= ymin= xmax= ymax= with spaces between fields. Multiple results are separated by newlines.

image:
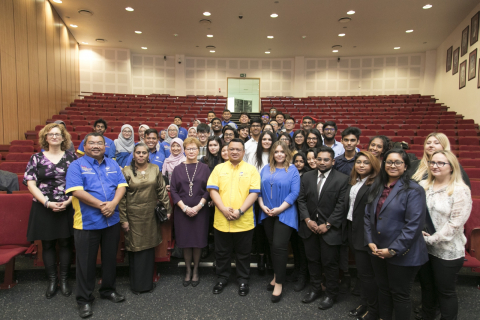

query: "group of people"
xmin=23 ymin=109 xmax=473 ymax=320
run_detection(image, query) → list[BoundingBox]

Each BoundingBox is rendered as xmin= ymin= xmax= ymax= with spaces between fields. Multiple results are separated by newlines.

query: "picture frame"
xmin=471 ymin=11 xmax=480 ymax=46
xmin=461 ymin=26 xmax=469 ymax=57
xmin=446 ymin=46 xmax=453 ymax=72
xmin=459 ymin=60 xmax=467 ymax=89
xmin=453 ymin=47 xmax=460 ymax=75
xmin=468 ymin=49 xmax=477 ymax=81
xmin=477 ymin=58 xmax=480 ymax=88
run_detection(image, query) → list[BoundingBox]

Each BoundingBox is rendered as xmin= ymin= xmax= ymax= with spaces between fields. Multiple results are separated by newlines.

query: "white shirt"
xmin=246 ymin=151 xmax=269 ymax=172
xmin=317 ymin=169 xmax=332 ymax=196
xmin=244 ymin=138 xmax=259 ymax=162
xmin=347 ymin=176 xmax=368 ymax=221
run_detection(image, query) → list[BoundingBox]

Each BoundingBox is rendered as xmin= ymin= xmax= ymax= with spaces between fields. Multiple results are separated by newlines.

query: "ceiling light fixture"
xmin=423 ymin=4 xmax=432 ymax=9
xmin=265 ymin=51 xmax=271 ymax=54
xmin=332 ymin=50 xmax=339 ymax=52
xmin=210 ymin=50 xmax=215 ymax=53
xmin=174 ymin=34 xmax=179 ymax=37
xmin=141 ymin=47 xmax=147 ymax=49
xmin=338 ymin=33 xmax=345 ymax=37
xmin=302 ymin=36 xmax=307 ymax=39
xmin=207 ymin=34 xmax=213 ymax=37
xmin=394 ymin=47 xmax=401 ymax=49
xmin=203 ymin=12 xmax=211 ymax=16
xmin=267 ymin=36 xmax=274 ymax=39
xmin=125 ymin=7 xmax=134 ymax=12
xmin=406 ymin=29 xmax=414 ymax=33
xmin=347 ymin=10 xmax=355 ymax=15
xmin=135 ymin=31 xmax=142 ymax=34
xmin=270 ymin=13 xmax=278 ymax=18
xmin=52 ymin=0 xmax=62 ymax=3
xmin=81 ymin=42 xmax=88 ymax=44
xmin=70 ymin=24 xmax=78 ymax=28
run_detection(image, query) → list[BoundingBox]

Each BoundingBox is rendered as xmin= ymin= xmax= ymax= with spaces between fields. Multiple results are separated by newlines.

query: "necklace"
xmin=185 ymin=162 xmax=199 ymax=197
xmin=269 ymin=168 xmax=281 ymax=199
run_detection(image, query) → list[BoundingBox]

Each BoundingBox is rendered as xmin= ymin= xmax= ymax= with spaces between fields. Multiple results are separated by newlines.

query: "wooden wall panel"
xmin=27 ymin=0 xmax=40 ymax=128
xmin=61 ymin=26 xmax=68 ymax=110
xmin=36 ymin=0 xmax=49 ymax=123
xmin=53 ymin=13 xmax=62 ymax=114
xmin=44 ymin=1 xmax=57 ymax=119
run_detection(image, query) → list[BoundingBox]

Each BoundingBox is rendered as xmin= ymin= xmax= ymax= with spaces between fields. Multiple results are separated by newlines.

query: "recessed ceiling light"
xmin=347 ymin=10 xmax=355 ymax=15
xmin=174 ymin=34 xmax=179 ymax=37
xmin=125 ymin=7 xmax=134 ymax=12
xmin=141 ymin=47 xmax=147 ymax=50
xmin=135 ymin=31 xmax=142 ymax=34
xmin=423 ymin=4 xmax=432 ymax=9
xmin=52 ymin=0 xmax=62 ymax=3
xmin=270 ymin=13 xmax=278 ymax=18
xmin=81 ymin=42 xmax=88 ymax=44
xmin=203 ymin=12 xmax=211 ymax=16
xmin=207 ymin=34 xmax=213 ymax=37
xmin=302 ymin=35 xmax=307 ymax=39
xmin=394 ymin=47 xmax=401 ymax=49
xmin=332 ymin=50 xmax=339 ymax=52
xmin=265 ymin=51 xmax=271 ymax=54
xmin=338 ymin=33 xmax=345 ymax=37
xmin=406 ymin=30 xmax=414 ymax=33
xmin=70 ymin=24 xmax=78 ymax=28
xmin=210 ymin=50 xmax=215 ymax=53
xmin=267 ymin=36 xmax=274 ymax=39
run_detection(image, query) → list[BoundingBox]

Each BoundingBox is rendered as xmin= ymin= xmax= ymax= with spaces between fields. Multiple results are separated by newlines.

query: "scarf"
xmin=114 ymin=124 xmax=134 ymax=153
xmin=162 ymin=138 xmax=186 ymax=176
xmin=138 ymin=124 xmax=150 ymax=143
xmin=188 ymin=126 xmax=197 ymax=137
xmin=164 ymin=124 xmax=179 ymax=145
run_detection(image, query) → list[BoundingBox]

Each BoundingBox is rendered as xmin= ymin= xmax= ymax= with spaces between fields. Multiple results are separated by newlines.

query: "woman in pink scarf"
xmin=162 ymin=138 xmax=186 ymax=189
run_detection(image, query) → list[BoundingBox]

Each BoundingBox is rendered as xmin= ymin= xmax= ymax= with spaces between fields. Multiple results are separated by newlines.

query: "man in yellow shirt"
xmin=207 ymin=138 xmax=260 ymax=296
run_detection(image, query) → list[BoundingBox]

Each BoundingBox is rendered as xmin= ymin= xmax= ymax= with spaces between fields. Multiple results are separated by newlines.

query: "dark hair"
xmin=250 ymin=117 xmax=262 ymax=126
xmin=130 ymin=143 xmax=150 ymax=177
xmin=197 ymin=123 xmax=210 ymax=133
xmin=270 ymin=120 xmax=279 ymax=125
xmin=306 ymin=147 xmax=318 ymax=159
xmin=293 ymin=129 xmax=308 ymax=153
xmin=94 ymin=118 xmax=108 ymax=129
xmin=367 ymin=148 xmax=413 ymax=203
xmin=306 ymin=128 xmax=324 ymax=148
xmin=174 ymin=116 xmax=182 ymax=120
xmin=262 ymin=112 xmax=270 ymax=117
xmin=285 ymin=117 xmax=295 ymax=123
xmin=240 ymin=112 xmax=251 ymax=119
xmin=255 ymin=131 xmax=277 ymax=168
xmin=368 ymin=135 xmax=392 ymax=159
xmin=222 ymin=109 xmax=231 ymax=114
xmin=323 ymin=121 xmax=337 ymax=131
xmin=293 ymin=152 xmax=311 ymax=175
xmin=204 ymin=136 xmax=223 ymax=169
xmin=211 ymin=117 xmax=222 ymax=125
xmin=278 ymin=132 xmax=294 ymax=151
xmin=222 ymin=126 xmax=239 ymax=138
xmin=302 ymin=116 xmax=314 ymax=123
xmin=341 ymin=126 xmax=361 ymax=140
xmin=207 ymin=110 xmax=216 ymax=115
xmin=316 ymin=145 xmax=335 ymax=160
xmin=144 ymin=128 xmax=158 ymax=137
xmin=84 ymin=132 xmax=105 ymax=145
xmin=269 ymin=107 xmax=277 ymax=112
xmin=238 ymin=123 xmax=249 ymax=130
xmin=229 ymin=138 xmax=245 ymax=149
xmin=275 ymin=112 xmax=284 ymax=119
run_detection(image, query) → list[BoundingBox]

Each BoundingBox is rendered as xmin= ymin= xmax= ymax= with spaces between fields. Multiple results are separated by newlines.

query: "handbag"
xmin=154 ymin=202 xmax=169 ymax=224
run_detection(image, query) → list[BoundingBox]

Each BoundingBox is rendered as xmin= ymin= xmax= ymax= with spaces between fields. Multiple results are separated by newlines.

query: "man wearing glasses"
xmin=244 ymin=118 xmax=263 ymax=161
xmin=222 ymin=126 xmax=239 ymax=144
xmin=322 ymin=121 xmax=348 ymax=158
xmin=261 ymin=113 xmax=270 ymax=125
xmin=196 ymin=123 xmax=210 ymax=161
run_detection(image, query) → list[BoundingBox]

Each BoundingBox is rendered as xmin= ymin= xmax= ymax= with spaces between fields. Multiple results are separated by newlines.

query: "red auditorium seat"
xmin=457 ymin=124 xmax=477 ymax=130
xmin=458 ymin=130 xmax=478 ymax=136
xmin=383 ymin=125 xmax=400 ymax=130
xmin=397 ymin=130 xmax=415 ymax=136
xmin=10 ymin=140 xmax=34 ymax=146
xmin=401 ymin=124 xmax=419 ymax=130
xmin=459 ymin=151 xmax=480 ymax=158
xmin=0 ymin=193 xmax=35 ymax=289
xmin=71 ymin=120 xmax=89 ymax=126
xmin=437 ymin=130 xmax=456 ymax=137
xmin=75 ymin=126 xmax=92 ymax=133
xmin=471 ymin=181 xmax=480 ymax=199
xmin=392 ymin=136 xmax=412 ymax=144
xmin=460 ymin=159 xmax=477 ymax=167
xmin=464 ymin=168 xmax=480 ymax=180
xmin=5 ymin=154 xmax=32 ymax=162
xmin=8 ymin=146 xmax=34 ymax=153
xmin=458 ymin=137 xmax=480 ymax=145
xmin=367 ymin=124 xmax=383 ymax=130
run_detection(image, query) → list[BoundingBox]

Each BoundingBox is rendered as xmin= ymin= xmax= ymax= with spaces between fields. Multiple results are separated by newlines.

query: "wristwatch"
xmin=388 ymin=249 xmax=397 ymax=256
xmin=325 ymin=223 xmax=331 ymax=230
xmin=238 ymin=208 xmax=244 ymax=216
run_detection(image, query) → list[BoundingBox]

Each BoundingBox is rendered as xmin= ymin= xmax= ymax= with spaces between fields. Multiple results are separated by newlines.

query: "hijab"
xmin=188 ymin=126 xmax=197 ymax=137
xmin=162 ymin=138 xmax=186 ymax=176
xmin=164 ymin=124 xmax=179 ymax=145
xmin=114 ymin=124 xmax=134 ymax=153
xmin=159 ymin=130 xmax=166 ymax=143
xmin=138 ymin=124 xmax=150 ymax=143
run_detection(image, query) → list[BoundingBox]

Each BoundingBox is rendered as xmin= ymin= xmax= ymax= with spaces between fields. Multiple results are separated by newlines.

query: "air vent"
xmin=78 ymin=9 xmax=93 ymax=16
xmin=338 ymin=17 xmax=351 ymax=23
xmin=96 ymin=39 xmax=106 ymax=43
xmin=206 ymin=45 xmax=216 ymax=49
xmin=199 ymin=19 xmax=212 ymax=26
xmin=332 ymin=45 xmax=343 ymax=49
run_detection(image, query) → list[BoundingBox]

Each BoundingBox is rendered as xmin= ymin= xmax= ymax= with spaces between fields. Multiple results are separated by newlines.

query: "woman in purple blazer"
xmin=364 ymin=148 xmax=428 ymax=320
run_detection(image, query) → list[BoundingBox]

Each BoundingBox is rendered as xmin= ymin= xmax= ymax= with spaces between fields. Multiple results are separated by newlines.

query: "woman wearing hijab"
xmin=160 ymin=124 xmax=180 ymax=158
xmin=114 ymin=125 xmax=135 ymax=167
xmin=138 ymin=124 xmax=150 ymax=143
xmin=159 ymin=130 xmax=166 ymax=143
xmin=188 ymin=127 xmax=198 ymax=138
xmin=162 ymin=137 xmax=186 ymax=189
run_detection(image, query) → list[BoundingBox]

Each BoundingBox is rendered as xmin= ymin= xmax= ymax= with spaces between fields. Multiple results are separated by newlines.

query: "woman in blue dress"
xmin=258 ymin=141 xmax=300 ymax=303
xmin=114 ymin=124 xmax=134 ymax=167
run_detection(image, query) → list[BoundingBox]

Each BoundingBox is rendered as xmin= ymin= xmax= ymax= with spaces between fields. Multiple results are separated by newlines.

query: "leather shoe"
xmin=356 ymin=311 xmax=378 ymax=320
xmin=271 ymin=292 xmax=282 ymax=303
xmin=266 ymin=282 xmax=274 ymax=291
xmin=100 ymin=292 xmax=125 ymax=303
xmin=318 ymin=295 xmax=336 ymax=310
xmin=213 ymin=282 xmax=227 ymax=294
xmin=301 ymin=290 xmax=322 ymax=303
xmin=349 ymin=305 xmax=367 ymax=317
xmin=294 ymin=276 xmax=307 ymax=292
xmin=78 ymin=303 xmax=93 ymax=318
xmin=238 ymin=283 xmax=249 ymax=296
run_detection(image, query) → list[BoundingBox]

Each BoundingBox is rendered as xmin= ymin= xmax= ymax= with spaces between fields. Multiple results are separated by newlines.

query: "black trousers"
xmin=370 ymin=256 xmax=420 ymax=320
xmin=128 ymin=248 xmax=155 ymax=293
xmin=290 ymin=229 xmax=308 ymax=277
xmin=253 ymin=202 xmax=269 ymax=255
xmin=263 ymin=217 xmax=293 ymax=284
xmin=419 ymin=254 xmax=464 ymax=320
xmin=303 ymin=233 xmax=340 ymax=297
xmin=74 ymin=223 xmax=120 ymax=305
xmin=214 ymin=228 xmax=254 ymax=284
xmin=42 ymin=237 xmax=73 ymax=268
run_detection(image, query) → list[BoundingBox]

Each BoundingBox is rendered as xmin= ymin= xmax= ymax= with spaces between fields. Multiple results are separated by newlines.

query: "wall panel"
xmin=36 ymin=0 xmax=48 ymax=123
xmin=27 ymin=0 xmax=40 ymax=128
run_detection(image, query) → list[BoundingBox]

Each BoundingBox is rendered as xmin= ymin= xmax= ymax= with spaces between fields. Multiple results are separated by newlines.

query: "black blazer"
xmin=297 ymin=169 xmax=349 ymax=245
xmin=342 ymin=183 xmax=370 ymax=251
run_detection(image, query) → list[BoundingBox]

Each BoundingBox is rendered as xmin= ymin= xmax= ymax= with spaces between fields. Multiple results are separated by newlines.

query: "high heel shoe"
xmin=271 ymin=291 xmax=283 ymax=303
xmin=183 ymin=274 xmax=191 ymax=287
xmin=266 ymin=283 xmax=274 ymax=291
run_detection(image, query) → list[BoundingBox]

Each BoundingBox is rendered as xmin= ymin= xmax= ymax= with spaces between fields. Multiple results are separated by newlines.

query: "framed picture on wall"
xmin=461 ymin=26 xmax=469 ymax=57
xmin=471 ymin=11 xmax=480 ymax=46
xmin=446 ymin=46 xmax=453 ymax=72
xmin=453 ymin=47 xmax=460 ymax=75
xmin=469 ymin=49 xmax=477 ymax=80
xmin=478 ymin=59 xmax=480 ymax=88
xmin=459 ymin=60 xmax=467 ymax=89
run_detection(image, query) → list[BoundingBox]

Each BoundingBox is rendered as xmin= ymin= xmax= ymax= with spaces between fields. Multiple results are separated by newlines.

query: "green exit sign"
xmin=240 ymin=73 xmax=246 ymax=77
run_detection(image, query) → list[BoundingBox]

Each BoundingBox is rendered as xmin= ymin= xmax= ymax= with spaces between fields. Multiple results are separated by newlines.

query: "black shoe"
xmin=59 ymin=264 xmax=72 ymax=297
xmin=191 ymin=279 xmax=200 ymax=287
xmin=351 ymin=279 xmax=361 ymax=296
xmin=357 ymin=311 xmax=377 ymax=320
xmin=213 ymin=282 xmax=227 ymax=294
xmin=238 ymin=283 xmax=249 ymax=296
xmin=183 ymin=279 xmax=191 ymax=287
xmin=78 ymin=303 xmax=93 ymax=318
xmin=45 ymin=265 xmax=58 ymax=299
xmin=349 ymin=305 xmax=367 ymax=317
xmin=257 ymin=255 xmax=266 ymax=273
xmin=339 ymin=275 xmax=351 ymax=294
xmin=294 ymin=276 xmax=307 ymax=292
xmin=100 ymin=292 xmax=125 ymax=303
xmin=318 ymin=295 xmax=336 ymax=310
xmin=271 ymin=292 xmax=283 ymax=303
xmin=302 ymin=290 xmax=322 ymax=303
xmin=267 ymin=282 xmax=275 ymax=291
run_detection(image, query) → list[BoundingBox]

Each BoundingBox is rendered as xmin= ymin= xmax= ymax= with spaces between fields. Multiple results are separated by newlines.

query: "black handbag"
xmin=155 ymin=202 xmax=169 ymax=224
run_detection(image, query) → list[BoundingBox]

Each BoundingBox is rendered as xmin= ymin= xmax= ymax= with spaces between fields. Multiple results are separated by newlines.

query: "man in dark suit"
xmin=297 ymin=146 xmax=349 ymax=310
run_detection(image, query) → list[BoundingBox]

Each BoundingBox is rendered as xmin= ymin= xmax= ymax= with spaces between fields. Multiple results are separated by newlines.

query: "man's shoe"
xmin=356 ymin=311 xmax=378 ymax=320
xmin=349 ymin=305 xmax=367 ymax=317
xmin=100 ymin=292 xmax=125 ymax=303
xmin=213 ymin=282 xmax=227 ymax=294
xmin=301 ymin=290 xmax=322 ymax=303
xmin=238 ymin=283 xmax=249 ymax=296
xmin=294 ymin=276 xmax=307 ymax=292
xmin=318 ymin=295 xmax=336 ymax=310
xmin=78 ymin=303 xmax=93 ymax=318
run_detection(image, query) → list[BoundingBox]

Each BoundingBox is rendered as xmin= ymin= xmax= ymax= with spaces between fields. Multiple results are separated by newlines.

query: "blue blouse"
xmin=259 ymin=164 xmax=300 ymax=230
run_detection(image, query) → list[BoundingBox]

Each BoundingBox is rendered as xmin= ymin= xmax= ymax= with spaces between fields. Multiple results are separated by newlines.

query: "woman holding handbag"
xmin=119 ymin=143 xmax=172 ymax=295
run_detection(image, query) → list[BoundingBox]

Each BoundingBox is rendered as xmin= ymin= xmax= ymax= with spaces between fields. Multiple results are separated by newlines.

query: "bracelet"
xmin=306 ymin=219 xmax=312 ymax=225
xmin=183 ymin=206 xmax=188 ymax=212
xmin=199 ymin=202 xmax=204 ymax=208
xmin=44 ymin=200 xmax=49 ymax=208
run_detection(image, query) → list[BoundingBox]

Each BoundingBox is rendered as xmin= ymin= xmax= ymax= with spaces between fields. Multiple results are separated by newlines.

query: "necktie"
xmin=317 ymin=173 xmax=325 ymax=199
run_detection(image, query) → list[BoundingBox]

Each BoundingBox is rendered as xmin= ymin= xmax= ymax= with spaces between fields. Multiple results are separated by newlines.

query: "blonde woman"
xmin=258 ymin=141 xmax=300 ymax=302
xmin=418 ymin=150 xmax=472 ymax=320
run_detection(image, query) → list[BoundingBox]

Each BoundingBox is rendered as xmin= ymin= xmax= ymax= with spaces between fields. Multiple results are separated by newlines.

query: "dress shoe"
xmin=238 ymin=283 xmax=249 ymax=296
xmin=356 ymin=311 xmax=378 ymax=320
xmin=257 ymin=255 xmax=266 ymax=273
xmin=183 ymin=280 xmax=191 ymax=287
xmin=78 ymin=303 xmax=93 ymax=318
xmin=349 ymin=305 xmax=367 ymax=317
xmin=318 ymin=295 xmax=336 ymax=310
xmin=213 ymin=282 xmax=227 ymax=294
xmin=351 ymin=279 xmax=361 ymax=296
xmin=45 ymin=265 xmax=58 ymax=299
xmin=191 ymin=279 xmax=200 ymax=287
xmin=294 ymin=276 xmax=307 ymax=292
xmin=271 ymin=292 xmax=283 ymax=303
xmin=100 ymin=292 xmax=125 ymax=303
xmin=301 ymin=290 xmax=322 ymax=303
xmin=267 ymin=282 xmax=275 ymax=291
xmin=59 ymin=264 xmax=72 ymax=297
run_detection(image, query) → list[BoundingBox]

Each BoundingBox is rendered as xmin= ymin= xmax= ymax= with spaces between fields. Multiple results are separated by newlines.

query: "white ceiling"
xmin=53 ymin=0 xmax=480 ymax=58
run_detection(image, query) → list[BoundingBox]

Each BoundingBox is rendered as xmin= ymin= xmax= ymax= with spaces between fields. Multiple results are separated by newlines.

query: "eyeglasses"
xmin=428 ymin=161 xmax=450 ymax=168
xmin=224 ymin=133 xmax=234 ymax=137
xmin=324 ymin=128 xmax=335 ymax=132
xmin=47 ymin=133 xmax=63 ymax=138
xmin=185 ymin=148 xmax=198 ymax=152
xmin=303 ymin=121 xmax=312 ymax=124
xmin=87 ymin=142 xmax=104 ymax=146
xmin=261 ymin=116 xmax=269 ymax=119
xmin=385 ymin=160 xmax=404 ymax=167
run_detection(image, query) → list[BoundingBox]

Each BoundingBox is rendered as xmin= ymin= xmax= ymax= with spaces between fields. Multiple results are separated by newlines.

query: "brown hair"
xmin=349 ymin=151 xmax=380 ymax=186
xmin=38 ymin=123 xmax=72 ymax=151
xmin=268 ymin=141 xmax=293 ymax=173
xmin=183 ymin=137 xmax=201 ymax=148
